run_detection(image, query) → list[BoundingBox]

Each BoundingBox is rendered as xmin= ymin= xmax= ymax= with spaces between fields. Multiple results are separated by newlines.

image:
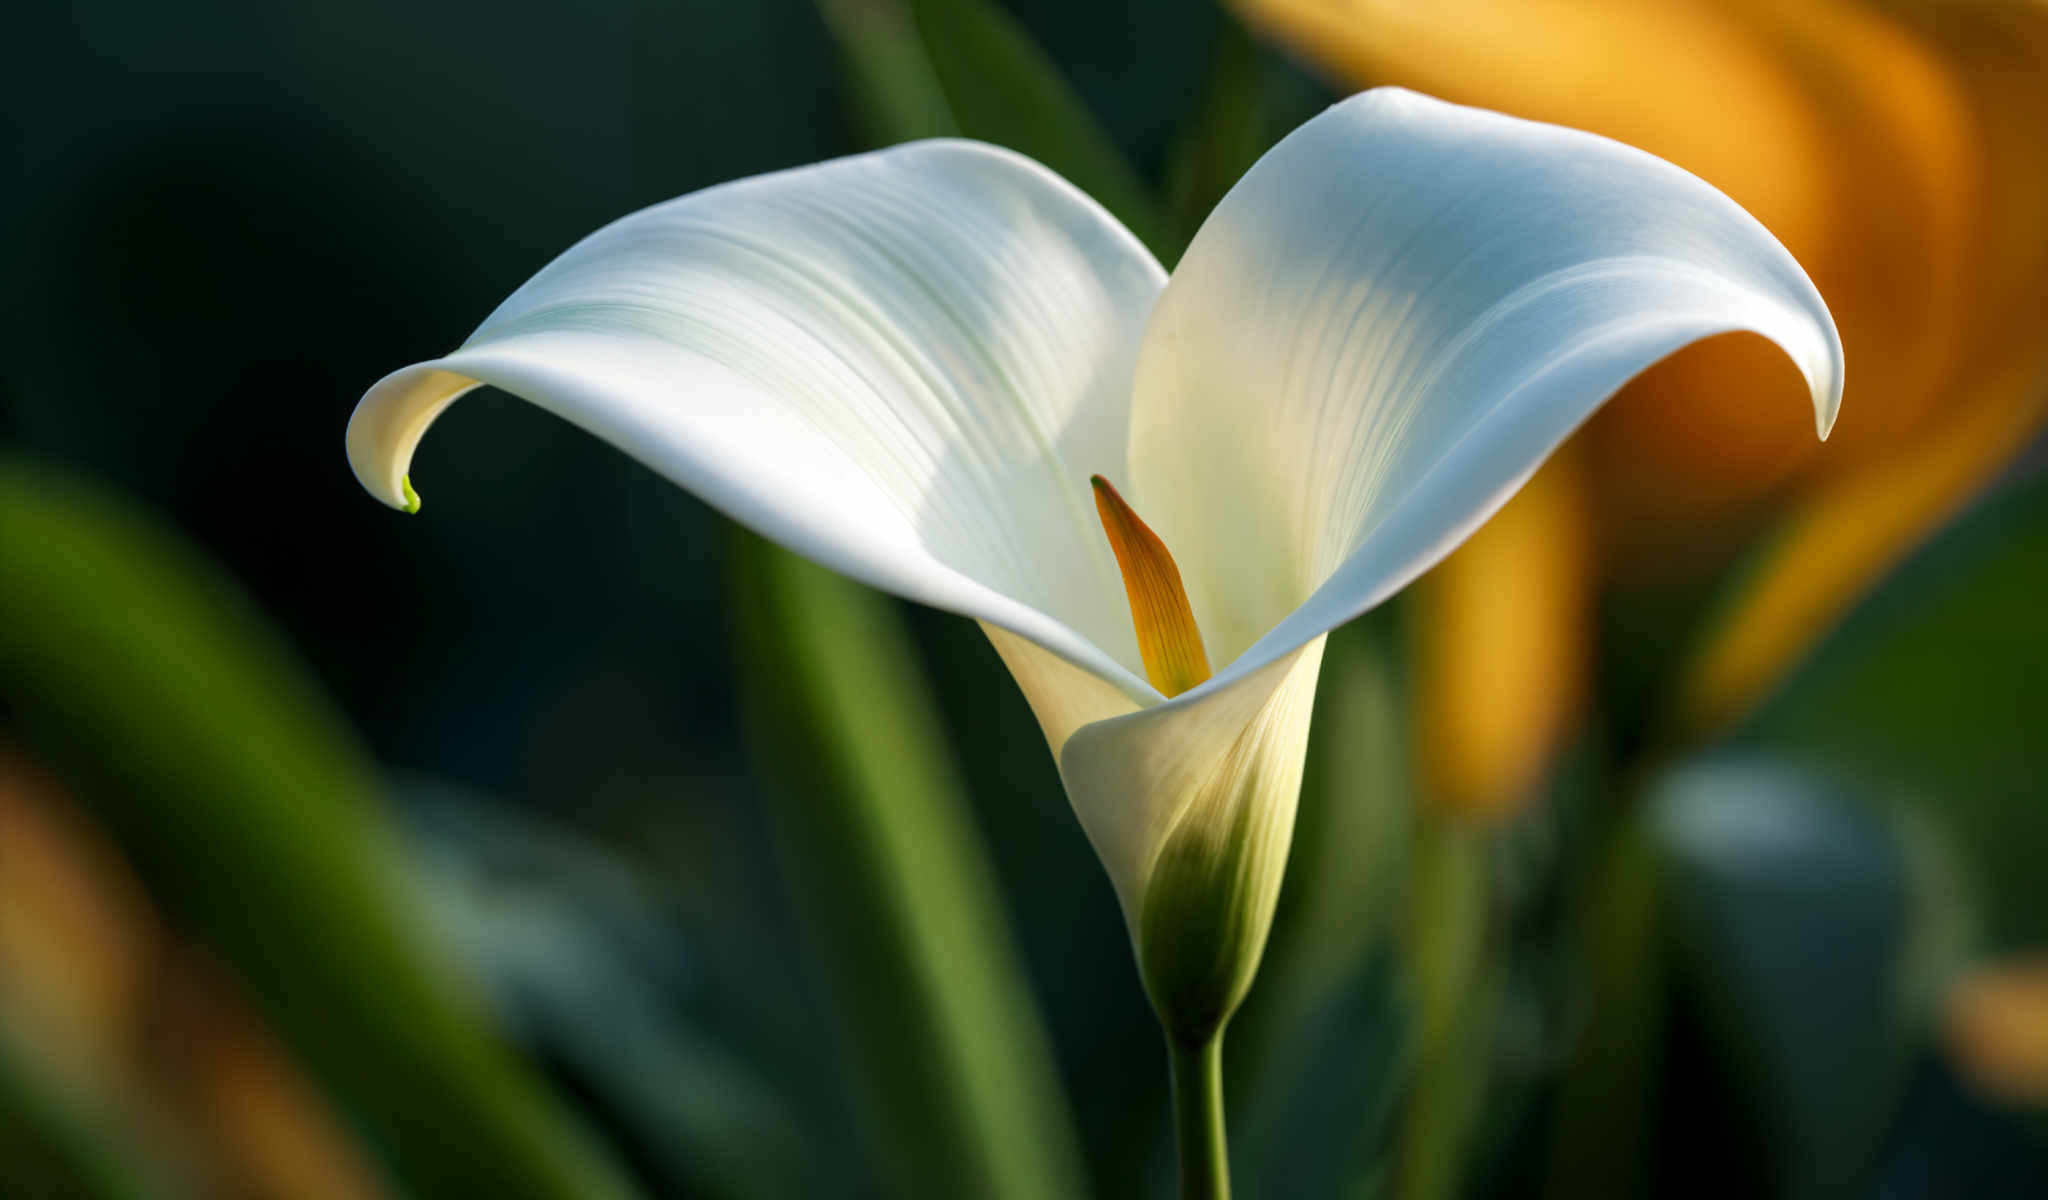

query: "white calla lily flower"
xmin=348 ymin=89 xmax=1840 ymax=1043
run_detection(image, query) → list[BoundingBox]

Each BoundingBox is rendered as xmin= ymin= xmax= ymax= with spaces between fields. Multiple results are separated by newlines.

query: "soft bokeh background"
xmin=3 ymin=1 xmax=2044 ymax=1197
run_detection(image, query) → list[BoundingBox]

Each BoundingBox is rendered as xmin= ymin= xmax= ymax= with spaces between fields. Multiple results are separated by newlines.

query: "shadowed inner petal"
xmin=1125 ymin=90 xmax=1841 ymax=684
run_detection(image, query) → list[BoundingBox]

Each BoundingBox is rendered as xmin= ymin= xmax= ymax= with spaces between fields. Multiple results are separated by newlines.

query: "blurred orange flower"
xmin=1945 ymin=954 xmax=2048 ymax=1105
xmin=1240 ymin=0 xmax=2048 ymax=816
xmin=0 ymin=750 xmax=388 ymax=1200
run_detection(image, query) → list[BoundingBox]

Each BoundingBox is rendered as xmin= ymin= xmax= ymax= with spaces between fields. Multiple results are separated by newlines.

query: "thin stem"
xmin=1168 ymin=1035 xmax=1230 ymax=1200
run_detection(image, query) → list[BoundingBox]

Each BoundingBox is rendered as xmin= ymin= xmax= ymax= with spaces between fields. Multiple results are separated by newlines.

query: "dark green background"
xmin=2 ymin=2 xmax=1253 ymax=1193
xmin=6 ymin=2 xmax=2045 ymax=1197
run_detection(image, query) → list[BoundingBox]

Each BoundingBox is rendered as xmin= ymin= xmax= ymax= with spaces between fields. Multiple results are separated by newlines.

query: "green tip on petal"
xmin=401 ymin=475 xmax=420 ymax=514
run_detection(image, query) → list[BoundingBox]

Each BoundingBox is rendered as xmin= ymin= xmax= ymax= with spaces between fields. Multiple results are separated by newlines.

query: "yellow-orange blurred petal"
xmin=0 ymin=750 xmax=388 ymax=1198
xmin=1591 ymin=332 xmax=1821 ymax=548
xmin=0 ymin=748 xmax=158 ymax=1077
xmin=1677 ymin=335 xmax=2048 ymax=737
xmin=1240 ymin=0 xmax=1965 ymax=417
xmin=1093 ymin=475 xmax=1213 ymax=698
xmin=1235 ymin=0 xmax=1835 ymax=259
xmin=1413 ymin=446 xmax=1594 ymax=823
xmin=1676 ymin=0 xmax=2048 ymax=734
xmin=1595 ymin=0 xmax=1978 ymax=528
xmin=1728 ymin=0 xmax=1977 ymax=467
xmin=1943 ymin=954 xmax=2048 ymax=1106
xmin=151 ymin=958 xmax=391 ymax=1200
xmin=1901 ymin=0 xmax=2048 ymax=370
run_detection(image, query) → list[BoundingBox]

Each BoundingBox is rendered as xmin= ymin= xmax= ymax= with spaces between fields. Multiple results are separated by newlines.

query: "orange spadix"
xmin=1091 ymin=475 xmax=1213 ymax=698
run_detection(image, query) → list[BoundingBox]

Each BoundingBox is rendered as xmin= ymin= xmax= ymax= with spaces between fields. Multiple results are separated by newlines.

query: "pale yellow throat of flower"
xmin=1091 ymin=475 xmax=1213 ymax=698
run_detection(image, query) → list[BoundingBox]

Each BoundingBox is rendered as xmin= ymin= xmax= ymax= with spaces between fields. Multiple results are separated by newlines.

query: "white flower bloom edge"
xmin=349 ymin=90 xmax=1842 ymax=1031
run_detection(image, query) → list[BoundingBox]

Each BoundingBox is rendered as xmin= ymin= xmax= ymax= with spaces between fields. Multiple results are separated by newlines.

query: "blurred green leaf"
xmin=1396 ymin=815 xmax=1498 ymax=1200
xmin=1737 ymin=471 xmax=2048 ymax=950
xmin=819 ymin=0 xmax=1169 ymax=255
xmin=1544 ymin=814 xmax=1668 ymax=1200
xmin=1236 ymin=949 xmax=1405 ymax=1200
xmin=814 ymin=0 xmax=960 ymax=143
xmin=0 ymin=459 xmax=635 ymax=1200
xmin=904 ymin=0 xmax=1167 ymax=251
xmin=1648 ymin=757 xmax=1920 ymax=1200
xmin=403 ymin=784 xmax=816 ymax=1199
xmin=730 ymin=532 xmax=1088 ymax=1200
xmin=1161 ymin=19 xmax=1268 ymax=264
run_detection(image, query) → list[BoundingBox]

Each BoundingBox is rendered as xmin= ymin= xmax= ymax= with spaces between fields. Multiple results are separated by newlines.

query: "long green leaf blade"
xmin=818 ymin=0 xmax=1168 ymax=255
xmin=1161 ymin=19 xmax=1269 ymax=265
xmin=814 ymin=0 xmax=960 ymax=143
xmin=731 ymin=531 xmax=1088 ymax=1200
xmin=0 ymin=459 xmax=635 ymax=1200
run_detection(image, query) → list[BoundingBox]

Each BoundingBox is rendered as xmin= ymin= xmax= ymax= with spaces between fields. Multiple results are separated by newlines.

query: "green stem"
xmin=1168 ymin=1035 xmax=1230 ymax=1200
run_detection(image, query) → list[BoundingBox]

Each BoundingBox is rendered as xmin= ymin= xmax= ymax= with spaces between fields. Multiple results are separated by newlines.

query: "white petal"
xmin=981 ymin=623 xmax=1140 ymax=757
xmin=1127 ymin=88 xmax=1845 ymax=684
xmin=1059 ymin=637 xmax=1324 ymax=916
xmin=347 ymin=140 xmax=1166 ymax=698
xmin=1059 ymin=636 xmax=1327 ymax=1036
xmin=979 ymin=620 xmax=1324 ymax=976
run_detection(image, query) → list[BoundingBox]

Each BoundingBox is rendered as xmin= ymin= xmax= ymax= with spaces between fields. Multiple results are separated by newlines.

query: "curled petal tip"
xmin=1817 ymin=387 xmax=1843 ymax=442
xmin=346 ymin=364 xmax=481 ymax=513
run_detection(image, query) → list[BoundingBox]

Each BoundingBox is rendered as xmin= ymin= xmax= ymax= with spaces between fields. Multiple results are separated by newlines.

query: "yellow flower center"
xmin=1091 ymin=475 xmax=1212 ymax=698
